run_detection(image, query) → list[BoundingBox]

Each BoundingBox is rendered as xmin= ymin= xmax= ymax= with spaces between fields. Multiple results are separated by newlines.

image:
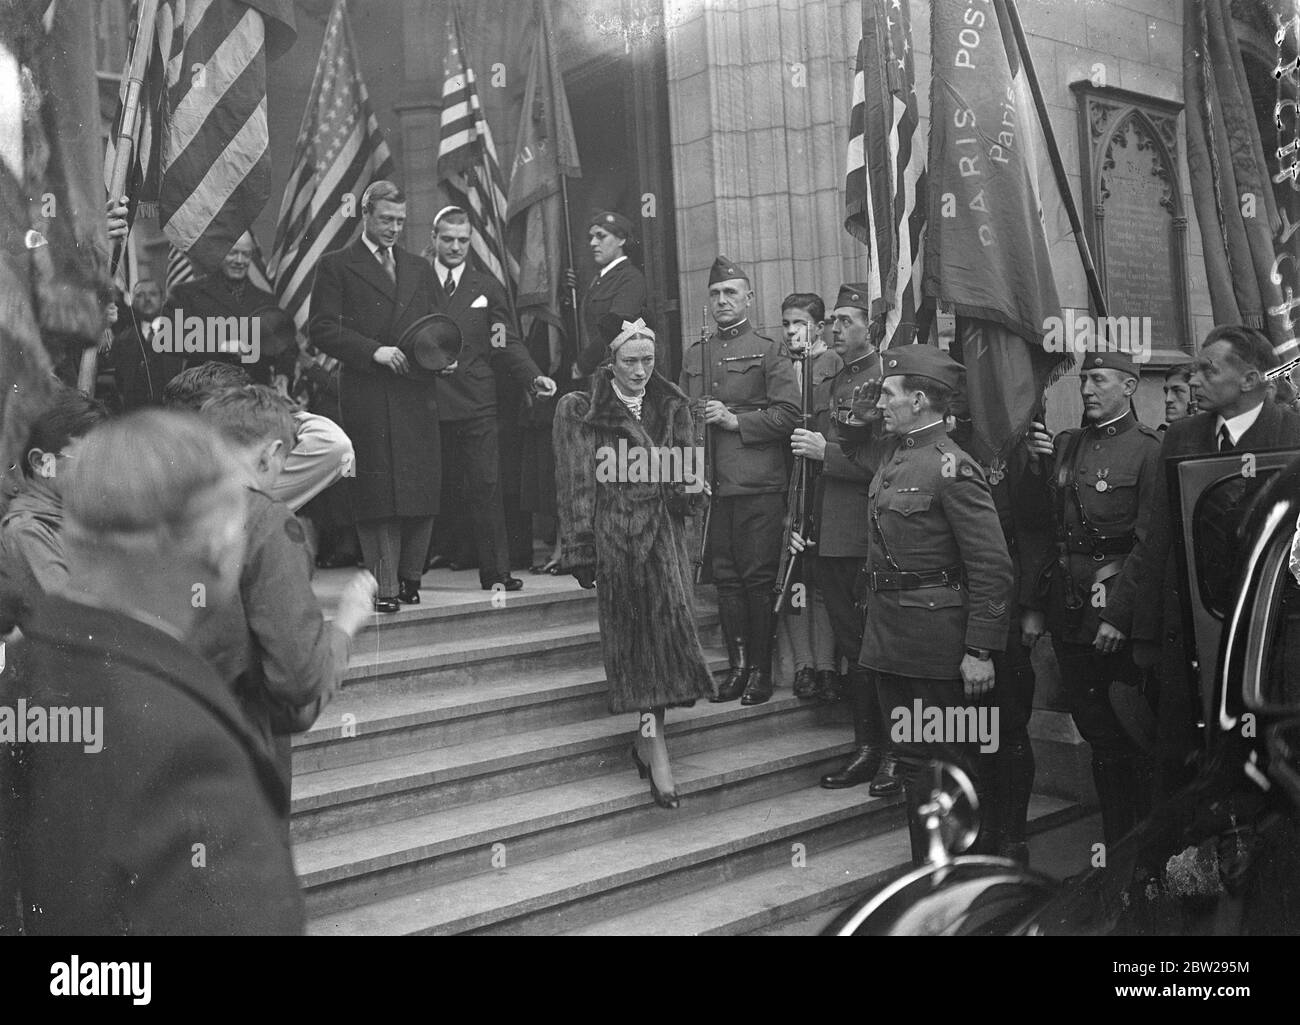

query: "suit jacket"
xmin=575 ymin=259 xmax=649 ymax=377
xmin=1109 ymin=401 xmax=1300 ymax=651
xmin=430 ymin=263 xmax=541 ymax=422
xmin=308 ymin=238 xmax=441 ymax=519
xmin=109 ymin=319 xmax=181 ymax=410
xmin=11 ymin=595 xmax=304 ymax=935
xmin=164 ymin=275 xmax=296 ymax=384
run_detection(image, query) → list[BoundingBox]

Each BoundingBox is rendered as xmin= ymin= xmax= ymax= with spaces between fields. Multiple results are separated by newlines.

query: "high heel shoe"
xmin=630 ymin=744 xmax=679 ymax=809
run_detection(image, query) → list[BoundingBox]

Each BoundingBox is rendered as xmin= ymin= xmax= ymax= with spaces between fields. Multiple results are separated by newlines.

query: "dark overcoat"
xmin=431 ymin=264 xmax=541 ymax=422
xmin=9 ymin=595 xmax=304 ymax=935
xmin=308 ymin=238 xmax=441 ymax=520
xmin=553 ymin=369 xmax=716 ymax=713
xmin=575 ymin=259 xmax=649 ymax=377
xmin=163 ymin=274 xmax=297 ymax=384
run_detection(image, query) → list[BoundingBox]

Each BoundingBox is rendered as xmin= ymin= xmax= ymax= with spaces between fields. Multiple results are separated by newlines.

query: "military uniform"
xmin=968 ymin=443 xmax=1053 ymax=862
xmin=777 ymin=340 xmax=840 ymax=698
xmin=1024 ymin=350 xmax=1162 ymax=846
xmin=680 ymin=256 xmax=800 ymax=705
xmin=838 ymin=345 xmax=1013 ymax=863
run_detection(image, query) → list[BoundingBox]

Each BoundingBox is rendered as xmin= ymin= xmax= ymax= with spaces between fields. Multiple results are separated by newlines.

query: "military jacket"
xmin=680 ymin=319 xmax=800 ymax=497
xmin=1025 ymin=409 xmax=1162 ymax=645
xmin=812 ymin=348 xmax=880 ymax=557
xmin=839 ymin=418 xmax=1013 ymax=679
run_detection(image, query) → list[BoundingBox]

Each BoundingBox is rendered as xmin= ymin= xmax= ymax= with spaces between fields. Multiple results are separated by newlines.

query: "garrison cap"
xmin=834 ymin=283 xmax=872 ymax=314
xmin=590 ymin=210 xmax=633 ymax=240
xmin=880 ymin=344 xmax=964 ymax=391
xmin=708 ymin=255 xmax=749 ymax=286
xmin=1080 ymin=348 xmax=1139 ymax=379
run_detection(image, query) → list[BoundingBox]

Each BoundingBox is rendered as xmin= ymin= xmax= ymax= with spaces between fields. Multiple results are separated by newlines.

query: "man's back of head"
xmin=163 ymin=361 xmax=253 ymax=412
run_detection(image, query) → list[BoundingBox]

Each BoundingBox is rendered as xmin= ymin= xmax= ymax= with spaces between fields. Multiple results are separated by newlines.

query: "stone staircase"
xmin=301 ymin=569 xmax=1086 ymax=936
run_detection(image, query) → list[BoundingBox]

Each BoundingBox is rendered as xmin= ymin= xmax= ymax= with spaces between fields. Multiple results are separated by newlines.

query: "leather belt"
xmin=1059 ymin=535 xmax=1133 ymax=557
xmin=867 ymin=566 xmax=964 ymax=591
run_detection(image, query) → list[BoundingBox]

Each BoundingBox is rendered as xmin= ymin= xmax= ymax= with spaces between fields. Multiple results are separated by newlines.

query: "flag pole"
xmin=999 ymin=0 xmax=1108 ymax=319
xmin=106 ymin=0 xmax=160 ymax=280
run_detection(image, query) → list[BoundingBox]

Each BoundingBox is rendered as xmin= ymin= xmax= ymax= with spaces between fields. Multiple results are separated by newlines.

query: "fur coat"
xmin=554 ymin=369 xmax=715 ymax=713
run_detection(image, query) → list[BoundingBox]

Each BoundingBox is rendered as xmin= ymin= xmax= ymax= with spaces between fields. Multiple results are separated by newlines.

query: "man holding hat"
xmin=1021 ymin=347 xmax=1162 ymax=846
xmin=427 ymin=206 xmax=557 ymax=591
xmin=309 ymin=180 xmax=449 ymax=613
xmin=680 ymin=256 xmax=800 ymax=706
xmin=789 ymin=284 xmax=896 ymax=794
xmin=837 ymin=344 xmax=1013 ymax=865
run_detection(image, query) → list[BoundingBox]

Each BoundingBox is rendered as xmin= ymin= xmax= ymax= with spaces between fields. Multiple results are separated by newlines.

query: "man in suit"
xmin=789 ymin=284 xmax=896 ymax=794
xmin=163 ymin=232 xmax=297 ymax=388
xmin=9 ymin=412 xmax=304 ymax=934
xmin=309 ymin=181 xmax=451 ymax=612
xmin=680 ymin=256 xmax=800 ymax=706
xmin=1103 ymin=325 xmax=1300 ymax=798
xmin=427 ymin=206 xmax=556 ymax=590
xmin=110 ymin=279 xmax=177 ymax=410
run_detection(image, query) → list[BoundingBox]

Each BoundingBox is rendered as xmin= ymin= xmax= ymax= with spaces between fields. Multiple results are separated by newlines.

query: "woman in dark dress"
xmin=526 ymin=211 xmax=649 ymax=574
xmin=553 ymin=321 xmax=714 ymax=807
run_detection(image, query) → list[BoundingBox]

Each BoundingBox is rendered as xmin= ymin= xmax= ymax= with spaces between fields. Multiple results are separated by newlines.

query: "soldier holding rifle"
xmin=680 ymin=257 xmax=799 ymax=706
xmin=789 ymin=285 xmax=896 ymax=793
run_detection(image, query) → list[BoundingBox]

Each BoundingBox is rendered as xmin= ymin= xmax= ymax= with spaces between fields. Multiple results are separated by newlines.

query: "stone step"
xmin=291 ymin=691 xmax=845 ymax=841
xmin=307 ymin=784 xmax=901 ymax=936
xmin=564 ymin=793 xmax=1083 ymax=936
xmin=345 ymin=587 xmax=602 ymax=650
xmin=338 ymin=614 xmax=720 ymax=701
xmin=296 ymin=720 xmax=859 ymax=916
xmin=293 ymin=651 xmax=730 ymax=774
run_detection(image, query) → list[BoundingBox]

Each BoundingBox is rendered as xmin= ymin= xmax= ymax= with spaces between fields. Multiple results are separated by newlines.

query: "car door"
xmin=1168 ymin=447 xmax=1300 ymax=730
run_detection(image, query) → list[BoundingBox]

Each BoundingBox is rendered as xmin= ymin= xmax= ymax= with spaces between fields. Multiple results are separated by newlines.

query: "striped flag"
xmin=844 ymin=0 xmax=927 ymax=349
xmin=146 ymin=0 xmax=295 ymax=271
xmin=268 ymin=0 xmax=393 ymax=343
xmin=438 ymin=5 xmax=517 ymax=297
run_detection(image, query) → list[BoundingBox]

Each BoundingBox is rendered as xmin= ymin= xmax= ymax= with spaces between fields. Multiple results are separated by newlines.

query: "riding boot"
xmin=739 ymin=589 xmax=775 ymax=705
xmin=971 ymin=751 xmax=1004 ymax=856
xmin=710 ymin=592 xmax=751 ymax=703
xmin=821 ymin=665 xmax=888 ymax=788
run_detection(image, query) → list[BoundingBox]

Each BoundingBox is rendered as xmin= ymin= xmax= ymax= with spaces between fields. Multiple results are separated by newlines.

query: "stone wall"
xmin=664 ymin=0 xmax=1214 ymax=434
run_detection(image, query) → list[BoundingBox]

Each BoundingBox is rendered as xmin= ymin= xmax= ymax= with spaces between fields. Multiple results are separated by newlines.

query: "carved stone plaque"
xmin=1071 ymin=84 xmax=1190 ymax=359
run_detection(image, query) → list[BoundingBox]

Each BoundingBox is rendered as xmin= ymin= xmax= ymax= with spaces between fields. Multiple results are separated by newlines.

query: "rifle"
xmin=773 ymin=324 xmax=818 ymax=615
xmin=694 ymin=306 xmax=714 ymax=584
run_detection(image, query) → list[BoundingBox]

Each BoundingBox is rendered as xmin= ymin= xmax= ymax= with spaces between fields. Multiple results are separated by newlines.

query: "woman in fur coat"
xmin=553 ymin=321 xmax=715 ymax=808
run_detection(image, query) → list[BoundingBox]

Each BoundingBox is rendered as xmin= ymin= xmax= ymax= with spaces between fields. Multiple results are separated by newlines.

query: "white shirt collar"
xmin=599 ymin=255 xmax=628 ymax=278
xmin=1217 ymin=401 xmax=1264 ymax=446
xmin=436 ymin=260 xmax=466 ymax=287
xmin=1095 ymin=410 xmax=1129 ymax=429
xmin=361 ymin=233 xmax=386 ymax=259
xmin=907 ymin=418 xmax=946 ymax=435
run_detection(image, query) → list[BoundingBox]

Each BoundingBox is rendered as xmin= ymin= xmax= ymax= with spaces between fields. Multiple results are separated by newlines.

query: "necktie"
xmin=1218 ymin=424 xmax=1234 ymax=452
xmin=379 ymin=247 xmax=396 ymax=283
xmin=444 ymin=270 xmax=456 ymax=297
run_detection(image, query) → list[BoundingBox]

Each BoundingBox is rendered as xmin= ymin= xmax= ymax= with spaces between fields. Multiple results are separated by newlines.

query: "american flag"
xmin=844 ymin=0 xmax=926 ymax=349
xmin=124 ymin=1 xmax=296 ymax=272
xmin=438 ymin=5 xmax=517 ymax=297
xmin=268 ymin=0 xmax=394 ymax=341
